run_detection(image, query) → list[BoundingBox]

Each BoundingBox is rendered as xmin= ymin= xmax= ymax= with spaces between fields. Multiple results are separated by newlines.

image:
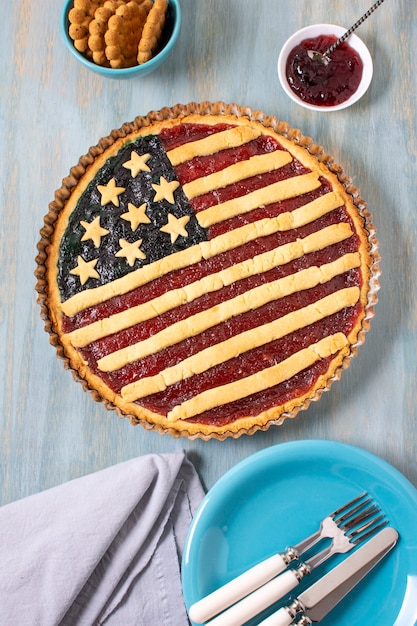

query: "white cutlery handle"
xmin=188 ymin=553 xmax=288 ymax=624
xmin=257 ymin=607 xmax=294 ymax=626
xmin=205 ymin=569 xmax=300 ymax=626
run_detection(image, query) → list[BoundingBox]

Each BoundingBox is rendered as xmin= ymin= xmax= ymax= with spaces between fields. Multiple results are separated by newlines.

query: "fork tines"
xmin=333 ymin=492 xmax=388 ymax=543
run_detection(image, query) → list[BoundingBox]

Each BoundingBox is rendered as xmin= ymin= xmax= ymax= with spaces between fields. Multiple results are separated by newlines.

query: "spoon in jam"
xmin=307 ymin=0 xmax=385 ymax=65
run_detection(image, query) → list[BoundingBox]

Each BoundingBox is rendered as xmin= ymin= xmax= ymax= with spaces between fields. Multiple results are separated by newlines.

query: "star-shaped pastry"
xmin=152 ymin=177 xmax=180 ymax=204
xmin=115 ymin=238 xmax=146 ymax=267
xmin=97 ymin=178 xmax=126 ymax=207
xmin=80 ymin=216 xmax=109 ymax=247
xmin=122 ymin=152 xmax=151 ymax=177
xmin=160 ymin=213 xmax=190 ymax=244
xmin=121 ymin=202 xmax=151 ymax=231
xmin=70 ymin=256 xmax=100 ymax=285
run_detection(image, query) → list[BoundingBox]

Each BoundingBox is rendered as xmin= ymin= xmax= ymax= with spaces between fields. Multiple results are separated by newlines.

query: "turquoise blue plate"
xmin=182 ymin=441 xmax=417 ymax=625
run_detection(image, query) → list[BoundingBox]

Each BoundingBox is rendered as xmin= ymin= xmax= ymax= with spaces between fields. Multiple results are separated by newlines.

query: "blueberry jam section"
xmin=285 ymin=35 xmax=363 ymax=107
xmin=58 ymin=135 xmax=207 ymax=302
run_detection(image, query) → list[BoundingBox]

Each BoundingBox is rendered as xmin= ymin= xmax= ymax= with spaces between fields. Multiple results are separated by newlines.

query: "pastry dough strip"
xmin=60 ymin=190 xmax=344 ymax=318
xmin=64 ymin=224 xmax=354 ymax=348
xmin=166 ymin=126 xmax=261 ymax=166
xmin=167 ymin=332 xmax=349 ymax=421
xmin=182 ymin=151 xmax=293 ymax=199
xmin=196 ymin=172 xmax=322 ymax=228
xmin=97 ymin=248 xmax=358 ymax=373
xmin=121 ymin=287 xmax=359 ymax=402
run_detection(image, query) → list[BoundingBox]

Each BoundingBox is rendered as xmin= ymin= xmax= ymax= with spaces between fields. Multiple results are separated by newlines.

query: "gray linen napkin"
xmin=0 ymin=450 xmax=204 ymax=626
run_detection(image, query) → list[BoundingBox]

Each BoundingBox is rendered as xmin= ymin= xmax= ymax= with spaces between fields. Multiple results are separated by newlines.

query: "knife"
xmin=256 ymin=526 xmax=398 ymax=626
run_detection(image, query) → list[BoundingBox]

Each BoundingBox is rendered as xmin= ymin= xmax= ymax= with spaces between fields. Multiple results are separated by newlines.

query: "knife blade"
xmin=257 ymin=526 xmax=398 ymax=626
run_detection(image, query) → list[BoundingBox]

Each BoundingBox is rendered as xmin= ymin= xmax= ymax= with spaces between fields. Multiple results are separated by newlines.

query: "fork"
xmin=203 ymin=502 xmax=386 ymax=626
xmin=188 ymin=493 xmax=386 ymax=625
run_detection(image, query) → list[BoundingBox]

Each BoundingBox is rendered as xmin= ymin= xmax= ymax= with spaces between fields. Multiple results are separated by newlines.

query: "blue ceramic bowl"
xmin=61 ymin=0 xmax=181 ymax=78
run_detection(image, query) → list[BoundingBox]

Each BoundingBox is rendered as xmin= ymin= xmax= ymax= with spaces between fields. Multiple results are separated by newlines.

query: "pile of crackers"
xmin=68 ymin=0 xmax=169 ymax=68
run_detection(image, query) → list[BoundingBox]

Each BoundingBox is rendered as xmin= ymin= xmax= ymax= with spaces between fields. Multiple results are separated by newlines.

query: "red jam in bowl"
xmin=285 ymin=34 xmax=363 ymax=107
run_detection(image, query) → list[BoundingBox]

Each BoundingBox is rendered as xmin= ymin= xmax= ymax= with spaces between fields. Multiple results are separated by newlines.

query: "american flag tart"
xmin=36 ymin=102 xmax=380 ymax=439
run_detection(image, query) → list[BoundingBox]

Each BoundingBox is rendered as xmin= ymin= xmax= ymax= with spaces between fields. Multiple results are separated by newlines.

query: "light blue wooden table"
xmin=1 ymin=0 xmax=416 ymax=503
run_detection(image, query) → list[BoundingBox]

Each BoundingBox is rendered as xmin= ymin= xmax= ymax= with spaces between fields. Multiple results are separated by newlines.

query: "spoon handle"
xmin=325 ymin=0 xmax=385 ymax=56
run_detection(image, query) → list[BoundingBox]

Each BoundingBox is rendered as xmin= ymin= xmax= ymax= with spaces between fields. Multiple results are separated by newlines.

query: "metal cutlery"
xmin=188 ymin=492 xmax=385 ymax=625
xmin=203 ymin=498 xmax=386 ymax=626
xmin=307 ymin=0 xmax=385 ymax=65
xmin=258 ymin=526 xmax=398 ymax=625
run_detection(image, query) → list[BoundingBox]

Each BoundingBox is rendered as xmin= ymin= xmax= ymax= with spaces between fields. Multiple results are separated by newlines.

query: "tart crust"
xmin=35 ymin=102 xmax=380 ymax=439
